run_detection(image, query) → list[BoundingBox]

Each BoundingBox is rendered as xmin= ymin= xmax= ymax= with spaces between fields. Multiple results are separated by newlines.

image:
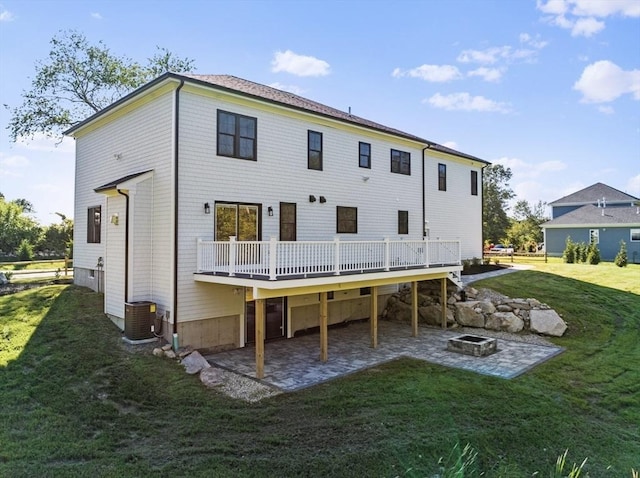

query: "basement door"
xmin=245 ymin=297 xmax=287 ymax=343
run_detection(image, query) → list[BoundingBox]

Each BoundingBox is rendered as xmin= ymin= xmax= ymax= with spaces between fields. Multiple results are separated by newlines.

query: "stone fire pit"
xmin=447 ymin=334 xmax=497 ymax=357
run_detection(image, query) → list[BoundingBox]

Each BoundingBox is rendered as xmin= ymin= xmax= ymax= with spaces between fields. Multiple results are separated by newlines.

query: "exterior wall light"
xmin=309 ymin=195 xmax=316 ymax=203
xmin=204 ymin=202 xmax=211 ymax=214
xmin=268 ymin=206 xmax=273 ymax=216
xmin=319 ymin=196 xmax=326 ymax=203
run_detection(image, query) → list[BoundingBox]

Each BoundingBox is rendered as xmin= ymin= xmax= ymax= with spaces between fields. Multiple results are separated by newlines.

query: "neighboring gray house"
xmin=542 ymin=183 xmax=640 ymax=262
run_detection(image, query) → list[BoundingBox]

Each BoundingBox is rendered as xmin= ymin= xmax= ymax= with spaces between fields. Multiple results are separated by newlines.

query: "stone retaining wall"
xmin=383 ymin=281 xmax=567 ymax=337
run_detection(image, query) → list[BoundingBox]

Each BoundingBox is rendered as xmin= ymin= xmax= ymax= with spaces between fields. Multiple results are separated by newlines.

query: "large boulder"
xmin=530 ymin=309 xmax=567 ymax=337
xmin=419 ymin=304 xmax=455 ymax=326
xmin=0 ymin=272 xmax=7 ymax=285
xmin=454 ymin=301 xmax=485 ymax=328
xmin=385 ymin=298 xmax=413 ymax=323
xmin=181 ymin=350 xmax=211 ymax=374
xmin=486 ymin=312 xmax=524 ymax=333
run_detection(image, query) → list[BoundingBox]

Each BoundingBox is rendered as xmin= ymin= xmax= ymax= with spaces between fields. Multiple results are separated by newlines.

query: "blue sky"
xmin=1 ymin=0 xmax=639 ymax=225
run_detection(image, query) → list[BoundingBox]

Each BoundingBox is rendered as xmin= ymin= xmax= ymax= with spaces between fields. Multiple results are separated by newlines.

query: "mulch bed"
xmin=461 ymin=264 xmax=508 ymax=275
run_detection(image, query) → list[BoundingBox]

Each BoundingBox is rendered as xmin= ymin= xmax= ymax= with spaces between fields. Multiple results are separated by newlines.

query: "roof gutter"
xmin=116 ymin=189 xmax=130 ymax=303
xmin=172 ymin=79 xmax=185 ymax=342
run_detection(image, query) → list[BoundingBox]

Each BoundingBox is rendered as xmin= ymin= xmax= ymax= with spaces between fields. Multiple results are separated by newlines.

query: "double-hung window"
xmin=308 ymin=130 xmax=323 ymax=170
xmin=87 ymin=206 xmax=101 ymax=244
xmin=398 ymin=210 xmax=409 ymax=235
xmin=359 ymin=142 xmax=371 ymax=168
xmin=630 ymin=229 xmax=640 ymax=242
xmin=217 ymin=110 xmax=257 ymax=160
xmin=471 ymin=170 xmax=478 ymax=196
xmin=391 ymin=149 xmax=410 ymax=175
xmin=438 ymin=163 xmax=447 ymax=191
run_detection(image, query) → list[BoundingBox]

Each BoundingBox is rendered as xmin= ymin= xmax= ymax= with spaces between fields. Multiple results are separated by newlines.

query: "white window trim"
xmin=630 ymin=228 xmax=640 ymax=242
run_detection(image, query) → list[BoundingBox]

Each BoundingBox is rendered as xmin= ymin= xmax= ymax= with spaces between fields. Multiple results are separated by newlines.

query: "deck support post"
xmin=441 ymin=278 xmax=447 ymax=329
xmin=255 ymin=298 xmax=265 ymax=379
xmin=411 ymin=281 xmax=418 ymax=337
xmin=319 ymin=291 xmax=328 ymax=362
xmin=370 ymin=286 xmax=378 ymax=348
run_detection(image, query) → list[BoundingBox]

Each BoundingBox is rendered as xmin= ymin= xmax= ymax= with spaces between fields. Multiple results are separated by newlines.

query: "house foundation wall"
xmin=176 ymin=314 xmax=241 ymax=352
xmin=74 ymin=267 xmax=104 ymax=293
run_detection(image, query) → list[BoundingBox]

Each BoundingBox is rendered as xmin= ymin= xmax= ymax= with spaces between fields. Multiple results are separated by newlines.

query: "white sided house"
xmin=67 ymin=73 xmax=488 ymax=377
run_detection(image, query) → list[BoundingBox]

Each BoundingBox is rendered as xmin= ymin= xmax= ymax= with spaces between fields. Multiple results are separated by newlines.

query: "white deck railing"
xmin=197 ymin=237 xmax=461 ymax=281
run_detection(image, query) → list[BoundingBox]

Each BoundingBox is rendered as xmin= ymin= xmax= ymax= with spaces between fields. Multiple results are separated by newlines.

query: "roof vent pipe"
xmin=597 ymin=199 xmax=600 ymax=207
xmin=602 ymin=197 xmax=606 ymax=208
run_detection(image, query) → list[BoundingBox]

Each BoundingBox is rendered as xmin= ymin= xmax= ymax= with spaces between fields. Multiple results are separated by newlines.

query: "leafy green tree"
xmin=614 ymin=240 xmax=628 ymax=267
xmin=563 ymin=236 xmax=576 ymax=263
xmin=17 ymin=239 xmax=35 ymax=261
xmin=483 ymin=164 xmax=515 ymax=244
xmin=587 ymin=242 xmax=601 ymax=265
xmin=505 ymin=199 xmax=549 ymax=251
xmin=6 ymin=30 xmax=195 ymax=142
xmin=0 ymin=197 xmax=42 ymax=255
xmin=38 ymin=216 xmax=74 ymax=256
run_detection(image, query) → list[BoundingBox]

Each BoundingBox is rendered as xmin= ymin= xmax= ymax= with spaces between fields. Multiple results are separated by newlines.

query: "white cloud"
xmin=268 ymin=82 xmax=306 ymax=95
xmin=457 ymin=41 xmax=544 ymax=65
xmin=626 ymin=173 xmax=640 ymax=197
xmin=570 ymin=0 xmax=640 ymax=17
xmin=425 ymin=92 xmax=512 ymax=113
xmin=0 ymin=152 xmax=29 ymax=177
xmin=494 ymin=156 xmax=567 ymax=179
xmin=0 ymin=7 xmax=14 ymax=21
xmin=571 ymin=17 xmax=605 ymax=37
xmin=15 ymin=133 xmax=75 ymax=154
xmin=573 ymin=60 xmax=640 ymax=103
xmin=598 ymin=105 xmax=615 ymax=114
xmin=442 ymin=141 xmax=458 ymax=150
xmin=457 ymin=46 xmax=511 ymax=64
xmin=538 ymin=0 xmax=639 ymax=37
xmin=468 ymin=67 xmax=504 ymax=82
xmin=91 ymin=12 xmax=103 ymax=20
xmin=271 ymin=50 xmax=330 ymax=77
xmin=537 ymin=0 xmax=568 ymax=15
xmin=392 ymin=64 xmax=462 ymax=82
xmin=519 ymin=33 xmax=549 ymax=49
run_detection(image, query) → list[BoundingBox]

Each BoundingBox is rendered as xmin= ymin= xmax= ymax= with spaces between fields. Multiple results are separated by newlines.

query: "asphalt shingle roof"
xmin=66 ymin=73 xmax=488 ymax=165
xmin=543 ymin=204 xmax=640 ymax=227
xmin=549 ymin=182 xmax=639 ymax=206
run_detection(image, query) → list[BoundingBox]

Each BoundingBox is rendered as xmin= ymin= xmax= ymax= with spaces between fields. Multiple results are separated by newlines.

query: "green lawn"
xmin=1 ymin=263 xmax=638 ymax=476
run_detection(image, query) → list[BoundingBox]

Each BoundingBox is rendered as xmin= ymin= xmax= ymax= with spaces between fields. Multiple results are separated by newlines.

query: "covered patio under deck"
xmin=195 ymin=264 xmax=461 ymax=379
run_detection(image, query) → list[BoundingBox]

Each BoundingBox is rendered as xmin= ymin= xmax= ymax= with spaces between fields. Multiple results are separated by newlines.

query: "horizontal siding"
xmin=175 ymin=91 xmax=428 ymax=322
xmin=130 ymin=178 xmax=153 ymax=300
xmin=424 ymin=154 xmax=483 ymax=260
xmin=105 ymin=196 xmax=125 ymax=318
xmin=73 ymin=92 xmax=174 ymax=318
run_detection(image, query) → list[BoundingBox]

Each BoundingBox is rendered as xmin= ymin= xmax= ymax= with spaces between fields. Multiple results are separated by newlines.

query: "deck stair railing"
xmin=197 ymin=237 xmax=461 ymax=280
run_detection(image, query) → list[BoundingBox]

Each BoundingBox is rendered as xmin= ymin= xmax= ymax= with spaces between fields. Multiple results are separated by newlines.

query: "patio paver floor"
xmin=205 ymin=321 xmax=564 ymax=392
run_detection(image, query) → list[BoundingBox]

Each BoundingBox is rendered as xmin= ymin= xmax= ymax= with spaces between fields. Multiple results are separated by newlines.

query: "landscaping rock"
xmin=181 ymin=350 xmax=211 ymax=374
xmin=486 ymin=312 xmax=524 ymax=333
xmin=0 ymin=272 xmax=8 ymax=285
xmin=164 ymin=350 xmax=177 ymax=359
xmin=419 ymin=304 xmax=455 ymax=326
xmin=384 ymin=298 xmax=413 ymax=323
xmin=161 ymin=343 xmax=172 ymax=351
xmin=454 ymin=302 xmax=485 ymax=328
xmin=152 ymin=347 xmax=164 ymax=357
xmin=530 ymin=309 xmax=567 ymax=337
